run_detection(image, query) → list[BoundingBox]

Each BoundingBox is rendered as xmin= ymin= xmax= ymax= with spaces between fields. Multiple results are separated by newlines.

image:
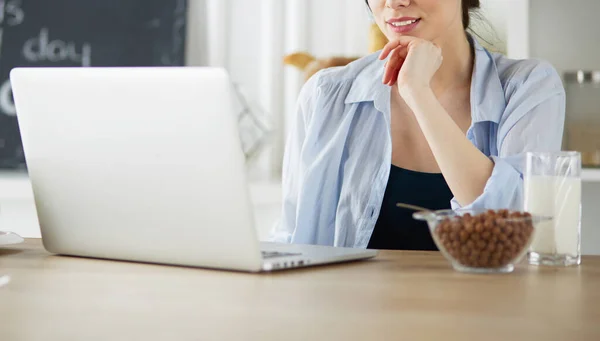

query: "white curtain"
xmin=192 ymin=0 xmax=371 ymax=178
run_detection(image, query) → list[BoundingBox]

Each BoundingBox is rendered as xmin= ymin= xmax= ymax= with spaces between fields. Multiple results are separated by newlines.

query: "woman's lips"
xmin=387 ymin=18 xmax=421 ymax=34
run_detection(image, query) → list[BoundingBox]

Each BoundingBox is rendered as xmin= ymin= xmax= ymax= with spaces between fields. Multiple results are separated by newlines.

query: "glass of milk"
xmin=524 ymin=151 xmax=582 ymax=266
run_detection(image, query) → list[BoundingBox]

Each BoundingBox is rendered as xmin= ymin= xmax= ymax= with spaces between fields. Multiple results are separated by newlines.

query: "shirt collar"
xmin=344 ymin=53 xmax=389 ymax=112
xmin=344 ymin=34 xmax=506 ymax=124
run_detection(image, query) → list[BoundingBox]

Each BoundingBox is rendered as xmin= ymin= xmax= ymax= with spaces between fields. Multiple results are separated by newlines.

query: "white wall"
xmin=529 ymin=0 xmax=600 ymax=76
xmin=184 ymin=0 xmax=208 ymax=67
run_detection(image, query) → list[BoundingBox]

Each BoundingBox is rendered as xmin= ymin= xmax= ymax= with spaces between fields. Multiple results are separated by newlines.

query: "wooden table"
xmin=1 ymin=239 xmax=599 ymax=341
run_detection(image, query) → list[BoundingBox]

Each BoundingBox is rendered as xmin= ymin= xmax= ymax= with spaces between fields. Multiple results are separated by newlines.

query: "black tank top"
xmin=367 ymin=165 xmax=454 ymax=251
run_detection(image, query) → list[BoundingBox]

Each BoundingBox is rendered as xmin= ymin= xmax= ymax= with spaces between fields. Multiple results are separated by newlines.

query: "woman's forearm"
xmin=401 ymin=85 xmax=494 ymax=207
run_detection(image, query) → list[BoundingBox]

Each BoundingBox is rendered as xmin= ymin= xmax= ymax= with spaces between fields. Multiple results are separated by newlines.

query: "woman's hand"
xmin=379 ymin=37 xmax=443 ymax=93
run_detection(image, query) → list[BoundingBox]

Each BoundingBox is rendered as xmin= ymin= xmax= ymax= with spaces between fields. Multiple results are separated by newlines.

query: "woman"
xmin=270 ymin=0 xmax=565 ymax=250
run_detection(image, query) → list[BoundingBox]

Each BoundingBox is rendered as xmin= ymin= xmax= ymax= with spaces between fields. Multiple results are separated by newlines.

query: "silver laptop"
xmin=9 ymin=66 xmax=377 ymax=272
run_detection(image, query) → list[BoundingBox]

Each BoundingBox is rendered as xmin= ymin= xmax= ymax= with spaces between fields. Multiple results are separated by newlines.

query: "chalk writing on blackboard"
xmin=0 ymin=0 xmax=188 ymax=169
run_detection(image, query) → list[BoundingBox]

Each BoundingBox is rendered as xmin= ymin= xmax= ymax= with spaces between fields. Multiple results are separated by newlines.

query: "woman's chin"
xmin=385 ymin=28 xmax=425 ymax=40
xmin=387 ymin=32 xmax=422 ymax=41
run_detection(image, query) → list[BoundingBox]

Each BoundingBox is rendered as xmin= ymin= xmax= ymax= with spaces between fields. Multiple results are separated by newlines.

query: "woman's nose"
xmin=385 ymin=0 xmax=410 ymax=9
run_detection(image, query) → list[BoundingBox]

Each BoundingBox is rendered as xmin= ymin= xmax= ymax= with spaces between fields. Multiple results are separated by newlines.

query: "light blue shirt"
xmin=269 ymin=37 xmax=566 ymax=248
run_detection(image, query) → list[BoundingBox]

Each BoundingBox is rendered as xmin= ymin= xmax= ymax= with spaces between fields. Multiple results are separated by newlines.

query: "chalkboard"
xmin=0 ymin=0 xmax=188 ymax=169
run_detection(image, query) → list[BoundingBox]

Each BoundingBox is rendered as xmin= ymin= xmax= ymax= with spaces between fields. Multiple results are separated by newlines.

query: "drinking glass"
xmin=524 ymin=151 xmax=582 ymax=266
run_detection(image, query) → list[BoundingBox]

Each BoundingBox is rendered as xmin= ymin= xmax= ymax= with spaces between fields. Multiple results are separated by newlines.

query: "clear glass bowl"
xmin=414 ymin=209 xmax=549 ymax=274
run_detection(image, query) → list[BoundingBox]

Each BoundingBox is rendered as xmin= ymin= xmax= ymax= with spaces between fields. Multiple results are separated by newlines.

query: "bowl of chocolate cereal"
xmin=413 ymin=208 xmax=549 ymax=274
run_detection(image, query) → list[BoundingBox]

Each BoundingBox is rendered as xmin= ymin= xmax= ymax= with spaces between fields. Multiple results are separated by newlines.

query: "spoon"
xmin=395 ymin=202 xmax=441 ymax=222
xmin=396 ymin=202 xmax=432 ymax=212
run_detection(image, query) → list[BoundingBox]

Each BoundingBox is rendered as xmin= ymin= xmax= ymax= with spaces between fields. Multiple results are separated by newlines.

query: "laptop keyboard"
xmin=261 ymin=251 xmax=302 ymax=259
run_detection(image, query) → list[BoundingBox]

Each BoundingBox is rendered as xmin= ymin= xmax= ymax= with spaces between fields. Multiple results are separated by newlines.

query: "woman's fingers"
xmin=383 ymin=48 xmax=399 ymax=84
xmin=382 ymin=47 xmax=407 ymax=85
xmin=379 ymin=36 xmax=419 ymax=60
xmin=388 ymin=58 xmax=405 ymax=86
xmin=383 ymin=51 xmax=396 ymax=84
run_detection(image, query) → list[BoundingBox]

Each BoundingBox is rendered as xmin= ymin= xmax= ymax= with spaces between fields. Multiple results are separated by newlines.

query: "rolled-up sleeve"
xmin=452 ymin=61 xmax=566 ymax=211
xmin=267 ymin=73 xmax=320 ymax=243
